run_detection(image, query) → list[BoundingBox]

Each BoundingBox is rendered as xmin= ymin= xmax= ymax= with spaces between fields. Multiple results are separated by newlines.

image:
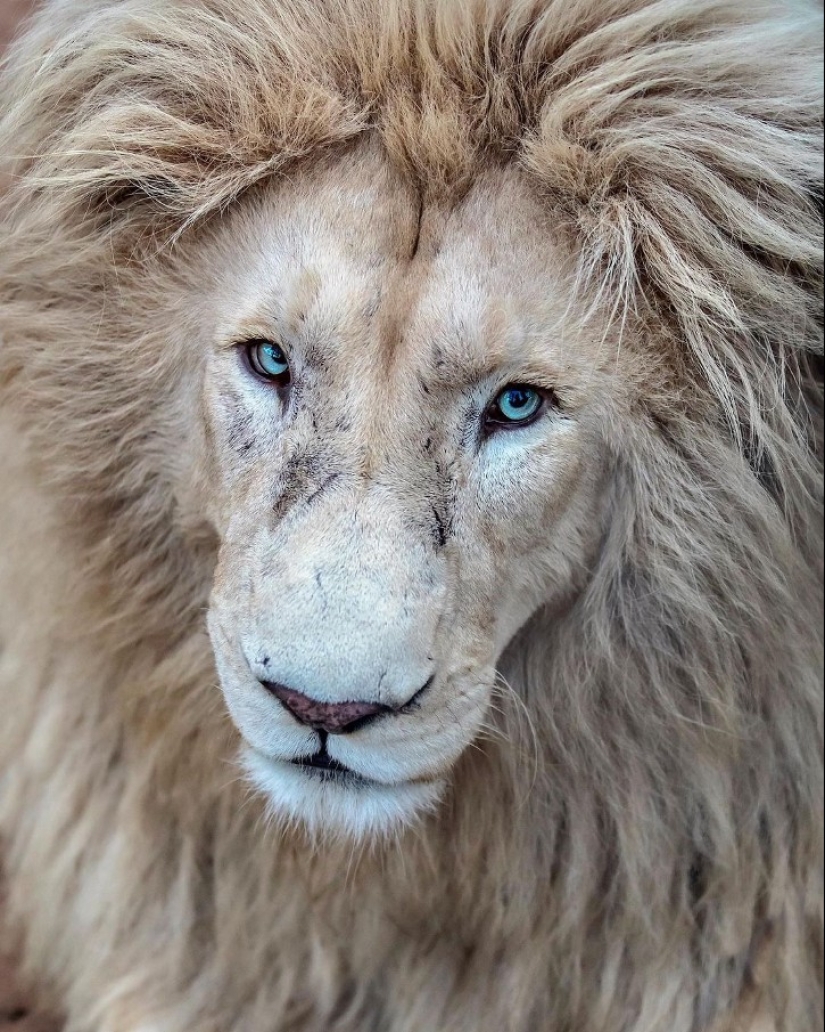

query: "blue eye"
xmin=487 ymin=385 xmax=544 ymax=428
xmin=245 ymin=340 xmax=290 ymax=384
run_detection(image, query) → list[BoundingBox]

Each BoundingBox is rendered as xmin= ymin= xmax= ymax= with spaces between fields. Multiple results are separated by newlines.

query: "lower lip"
xmin=290 ymin=757 xmax=371 ymax=786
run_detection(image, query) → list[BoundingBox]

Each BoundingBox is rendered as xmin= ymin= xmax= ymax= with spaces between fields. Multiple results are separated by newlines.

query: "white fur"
xmin=244 ymin=750 xmax=445 ymax=840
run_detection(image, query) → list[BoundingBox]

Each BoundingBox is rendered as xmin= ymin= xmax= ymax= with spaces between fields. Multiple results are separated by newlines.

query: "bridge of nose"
xmin=253 ymin=485 xmax=443 ymax=708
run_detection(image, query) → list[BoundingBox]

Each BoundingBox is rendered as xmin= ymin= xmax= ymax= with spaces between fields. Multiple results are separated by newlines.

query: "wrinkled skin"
xmin=195 ymin=141 xmax=615 ymax=837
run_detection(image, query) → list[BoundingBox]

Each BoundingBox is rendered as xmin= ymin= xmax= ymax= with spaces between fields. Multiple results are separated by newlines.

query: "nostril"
xmin=262 ymin=681 xmax=391 ymax=734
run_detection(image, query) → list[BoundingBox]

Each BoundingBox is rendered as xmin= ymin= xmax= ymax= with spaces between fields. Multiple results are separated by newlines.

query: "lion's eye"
xmin=245 ymin=340 xmax=291 ymax=385
xmin=485 ymin=385 xmax=544 ymax=430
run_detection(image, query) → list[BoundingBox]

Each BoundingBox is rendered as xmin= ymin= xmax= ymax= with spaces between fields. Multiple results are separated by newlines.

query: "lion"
xmin=0 ymin=0 xmax=821 ymax=1029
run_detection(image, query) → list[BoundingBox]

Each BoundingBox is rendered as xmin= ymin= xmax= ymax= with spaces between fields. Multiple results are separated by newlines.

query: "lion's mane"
xmin=0 ymin=1 xmax=822 ymax=1030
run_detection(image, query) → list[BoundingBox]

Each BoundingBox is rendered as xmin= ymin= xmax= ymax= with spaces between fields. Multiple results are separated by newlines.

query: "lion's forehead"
xmin=206 ymin=144 xmax=615 ymax=416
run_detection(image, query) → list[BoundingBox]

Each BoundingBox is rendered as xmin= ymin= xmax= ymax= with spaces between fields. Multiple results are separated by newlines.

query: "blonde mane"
xmin=0 ymin=1 xmax=822 ymax=1029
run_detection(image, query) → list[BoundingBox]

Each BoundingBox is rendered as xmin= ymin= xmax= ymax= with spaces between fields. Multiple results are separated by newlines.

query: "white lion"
xmin=0 ymin=1 xmax=822 ymax=1030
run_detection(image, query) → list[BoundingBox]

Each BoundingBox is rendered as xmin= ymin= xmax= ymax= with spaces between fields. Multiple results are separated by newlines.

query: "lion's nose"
xmin=263 ymin=681 xmax=392 ymax=734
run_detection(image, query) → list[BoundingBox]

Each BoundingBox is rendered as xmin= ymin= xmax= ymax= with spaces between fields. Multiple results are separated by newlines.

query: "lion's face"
xmin=195 ymin=141 xmax=617 ymax=837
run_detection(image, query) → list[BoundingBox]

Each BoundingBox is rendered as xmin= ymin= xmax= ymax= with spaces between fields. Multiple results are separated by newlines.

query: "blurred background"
xmin=0 ymin=1 xmax=31 ymax=49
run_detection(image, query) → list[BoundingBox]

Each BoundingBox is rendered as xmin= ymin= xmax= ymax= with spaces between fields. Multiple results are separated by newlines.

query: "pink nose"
xmin=263 ymin=681 xmax=391 ymax=734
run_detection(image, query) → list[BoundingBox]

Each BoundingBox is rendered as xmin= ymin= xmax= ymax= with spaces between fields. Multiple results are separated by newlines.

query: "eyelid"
xmin=218 ymin=329 xmax=283 ymax=352
xmin=490 ymin=383 xmax=560 ymax=410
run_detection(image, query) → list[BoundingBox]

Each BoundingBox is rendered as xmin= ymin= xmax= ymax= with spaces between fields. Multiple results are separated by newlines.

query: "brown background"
xmin=0 ymin=1 xmax=32 ymax=48
xmin=1 ymin=8 xmax=63 ymax=1032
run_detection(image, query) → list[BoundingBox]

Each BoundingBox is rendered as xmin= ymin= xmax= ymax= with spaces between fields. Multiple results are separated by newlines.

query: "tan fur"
xmin=0 ymin=1 xmax=822 ymax=1030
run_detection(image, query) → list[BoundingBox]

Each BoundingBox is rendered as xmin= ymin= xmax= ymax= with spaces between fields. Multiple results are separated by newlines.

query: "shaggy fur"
xmin=0 ymin=1 xmax=822 ymax=1030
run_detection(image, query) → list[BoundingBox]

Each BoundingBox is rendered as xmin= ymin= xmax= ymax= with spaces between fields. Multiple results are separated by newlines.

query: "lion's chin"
xmin=243 ymin=749 xmax=445 ymax=840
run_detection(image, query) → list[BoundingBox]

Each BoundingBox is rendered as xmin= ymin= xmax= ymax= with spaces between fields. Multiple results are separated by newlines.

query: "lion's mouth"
xmin=291 ymin=749 xmax=367 ymax=784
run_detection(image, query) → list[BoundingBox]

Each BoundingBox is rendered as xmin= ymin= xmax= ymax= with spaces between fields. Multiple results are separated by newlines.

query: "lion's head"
xmin=195 ymin=143 xmax=616 ymax=835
